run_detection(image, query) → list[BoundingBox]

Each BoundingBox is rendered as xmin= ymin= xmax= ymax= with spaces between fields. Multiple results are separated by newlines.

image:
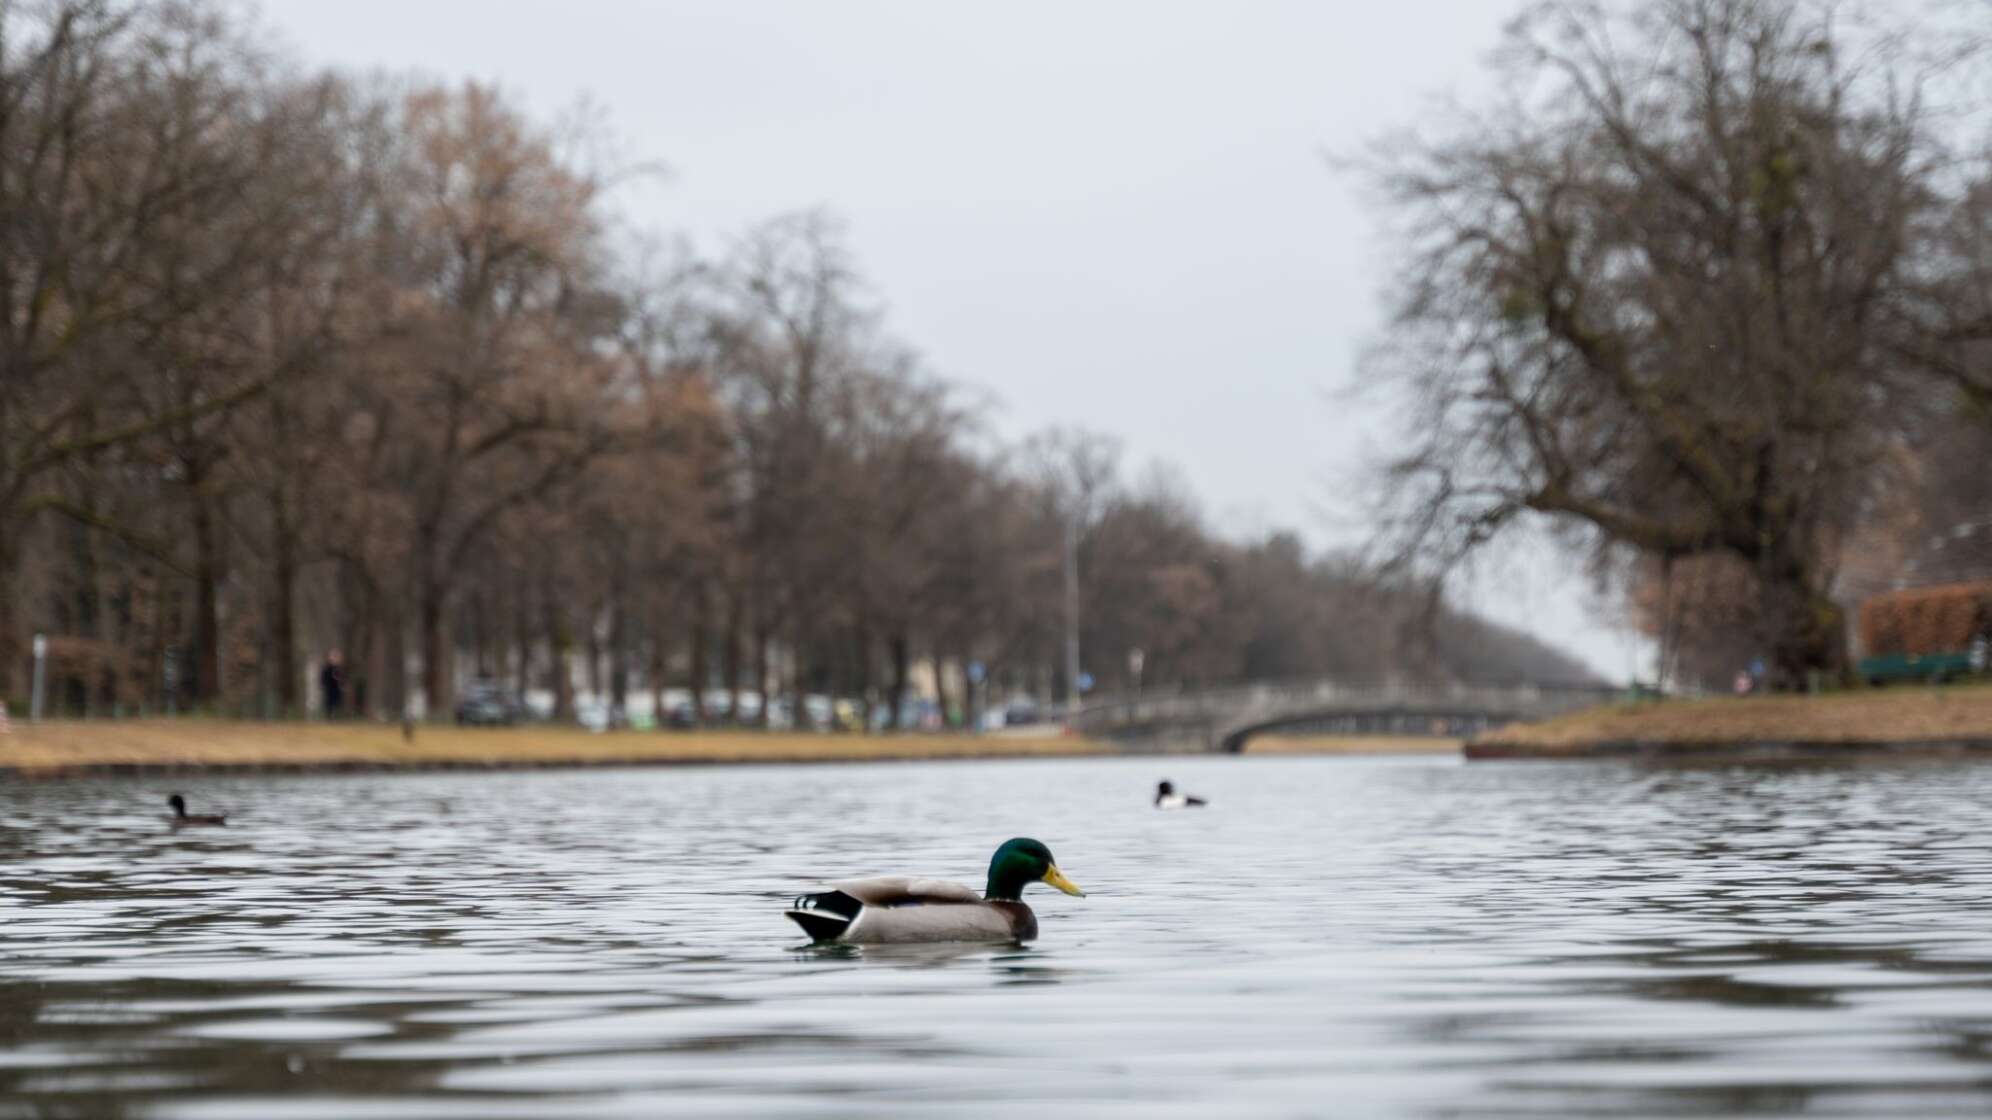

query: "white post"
xmin=30 ymin=633 xmax=48 ymax=723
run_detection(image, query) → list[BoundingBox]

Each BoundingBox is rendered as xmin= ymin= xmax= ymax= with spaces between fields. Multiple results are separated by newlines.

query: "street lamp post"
xmin=1063 ymin=511 xmax=1081 ymax=719
xmin=1128 ymin=647 xmax=1145 ymax=715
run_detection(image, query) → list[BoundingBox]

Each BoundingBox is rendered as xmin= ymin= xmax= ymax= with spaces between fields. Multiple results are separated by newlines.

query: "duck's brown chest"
xmin=989 ymin=900 xmax=1037 ymax=941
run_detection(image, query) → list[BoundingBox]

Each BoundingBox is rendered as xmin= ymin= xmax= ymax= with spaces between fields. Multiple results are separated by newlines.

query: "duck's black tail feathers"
xmin=785 ymin=889 xmax=861 ymax=942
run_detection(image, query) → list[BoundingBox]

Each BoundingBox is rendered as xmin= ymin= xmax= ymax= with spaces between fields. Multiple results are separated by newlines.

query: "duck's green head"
xmin=985 ymin=837 xmax=1084 ymax=901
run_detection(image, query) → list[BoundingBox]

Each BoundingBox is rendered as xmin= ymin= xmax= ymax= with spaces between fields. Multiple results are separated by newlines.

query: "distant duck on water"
xmin=166 ymin=794 xmax=226 ymax=827
xmin=1154 ymin=780 xmax=1206 ymax=809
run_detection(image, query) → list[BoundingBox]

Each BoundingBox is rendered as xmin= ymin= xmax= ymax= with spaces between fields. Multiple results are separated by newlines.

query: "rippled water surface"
xmin=7 ymin=754 xmax=1992 ymax=1117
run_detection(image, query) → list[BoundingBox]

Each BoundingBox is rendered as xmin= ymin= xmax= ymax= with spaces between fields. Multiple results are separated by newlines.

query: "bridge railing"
xmin=1070 ymin=679 xmax=1616 ymax=732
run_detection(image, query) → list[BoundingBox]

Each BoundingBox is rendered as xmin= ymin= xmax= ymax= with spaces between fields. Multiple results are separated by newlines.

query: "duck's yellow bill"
xmin=1042 ymin=865 xmax=1085 ymax=897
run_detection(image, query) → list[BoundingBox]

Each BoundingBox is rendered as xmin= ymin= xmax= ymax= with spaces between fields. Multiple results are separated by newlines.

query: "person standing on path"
xmin=320 ymin=649 xmax=347 ymax=719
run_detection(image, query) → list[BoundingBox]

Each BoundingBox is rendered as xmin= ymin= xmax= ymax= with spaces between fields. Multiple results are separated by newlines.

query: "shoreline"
xmin=1466 ymin=737 xmax=1992 ymax=762
xmin=1246 ymin=734 xmax=1462 ymax=756
xmin=0 ymin=750 xmax=1122 ymax=781
xmin=0 ymin=719 xmax=1467 ymax=780
xmin=0 ymin=720 xmax=1113 ymax=780
xmin=1466 ymin=684 xmax=1992 ymax=761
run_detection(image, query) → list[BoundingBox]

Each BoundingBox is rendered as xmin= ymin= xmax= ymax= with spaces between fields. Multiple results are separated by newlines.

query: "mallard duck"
xmin=1154 ymin=780 xmax=1206 ymax=809
xmin=785 ymin=837 xmax=1083 ymax=944
xmin=166 ymin=794 xmax=226 ymax=827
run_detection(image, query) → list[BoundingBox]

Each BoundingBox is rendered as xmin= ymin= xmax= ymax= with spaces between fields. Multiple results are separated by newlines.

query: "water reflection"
xmin=4 ymin=756 xmax=1992 ymax=1116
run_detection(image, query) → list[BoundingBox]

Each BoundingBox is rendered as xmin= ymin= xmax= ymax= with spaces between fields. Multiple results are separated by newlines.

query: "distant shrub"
xmin=1858 ymin=582 xmax=1992 ymax=656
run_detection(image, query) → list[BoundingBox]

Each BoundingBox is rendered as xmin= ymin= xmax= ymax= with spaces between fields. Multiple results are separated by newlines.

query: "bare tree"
xmin=1365 ymin=0 xmax=1954 ymax=687
xmin=0 ymin=1 xmax=279 ymax=696
xmin=369 ymin=82 xmax=624 ymax=716
xmin=711 ymin=212 xmax=874 ymax=724
xmin=1022 ymin=427 xmax=1120 ymax=708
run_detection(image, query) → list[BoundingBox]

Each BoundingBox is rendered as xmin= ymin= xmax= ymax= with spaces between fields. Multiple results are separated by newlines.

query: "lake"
xmin=5 ymin=754 xmax=1992 ymax=1117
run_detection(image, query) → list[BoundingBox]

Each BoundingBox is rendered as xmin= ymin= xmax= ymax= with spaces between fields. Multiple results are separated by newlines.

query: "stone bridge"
xmin=1070 ymin=680 xmax=1617 ymax=753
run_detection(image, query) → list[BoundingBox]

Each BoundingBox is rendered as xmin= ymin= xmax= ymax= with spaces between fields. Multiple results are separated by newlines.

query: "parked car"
xmin=1002 ymin=702 xmax=1043 ymax=727
xmin=574 ymin=698 xmax=628 ymax=733
xmin=455 ymin=680 xmax=523 ymax=726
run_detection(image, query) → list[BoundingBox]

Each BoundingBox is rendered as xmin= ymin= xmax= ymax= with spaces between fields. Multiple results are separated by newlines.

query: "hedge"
xmin=1858 ymin=582 xmax=1992 ymax=656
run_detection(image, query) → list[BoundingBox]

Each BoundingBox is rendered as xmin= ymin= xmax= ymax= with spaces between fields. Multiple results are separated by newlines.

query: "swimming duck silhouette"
xmin=1154 ymin=780 xmax=1206 ymax=809
xmin=166 ymin=794 xmax=226 ymax=827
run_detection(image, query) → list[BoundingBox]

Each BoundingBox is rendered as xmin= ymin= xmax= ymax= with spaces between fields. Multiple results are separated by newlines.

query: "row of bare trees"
xmin=2 ymin=1 xmax=1595 ymax=722
xmin=1368 ymin=0 xmax=1992 ymax=690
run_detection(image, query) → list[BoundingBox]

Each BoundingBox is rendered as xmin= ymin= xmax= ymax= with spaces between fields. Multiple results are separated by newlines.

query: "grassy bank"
xmin=1245 ymin=734 xmax=1463 ymax=755
xmin=1471 ymin=684 xmax=1992 ymax=759
xmin=0 ymin=719 xmax=1112 ymax=778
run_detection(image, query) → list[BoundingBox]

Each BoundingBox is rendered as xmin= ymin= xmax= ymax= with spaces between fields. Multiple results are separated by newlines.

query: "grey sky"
xmin=257 ymin=0 xmax=1646 ymax=680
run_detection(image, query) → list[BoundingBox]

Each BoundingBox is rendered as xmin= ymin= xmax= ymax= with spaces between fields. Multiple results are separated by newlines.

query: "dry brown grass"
xmin=0 ymin=719 xmax=1111 ymax=776
xmin=1245 ymin=734 xmax=1463 ymax=756
xmin=1476 ymin=683 xmax=1992 ymax=756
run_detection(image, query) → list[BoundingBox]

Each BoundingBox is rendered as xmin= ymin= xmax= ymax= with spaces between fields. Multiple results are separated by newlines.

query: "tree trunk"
xmin=608 ymin=598 xmax=629 ymax=717
xmin=887 ymin=630 xmax=910 ymax=733
xmin=383 ymin=595 xmax=409 ymax=721
xmin=688 ymin=589 xmax=709 ymax=728
xmin=421 ymin=580 xmax=451 ymax=721
xmin=0 ymin=533 xmax=21 ymax=701
xmin=790 ymin=620 xmax=813 ymax=731
xmin=852 ymin=619 xmax=872 ymax=731
xmin=722 ymin=591 xmax=742 ymax=723
xmin=543 ymin=590 xmax=574 ymax=721
xmin=753 ymin=624 xmax=772 ymax=729
xmin=583 ymin=603 xmax=604 ymax=703
xmin=512 ymin=592 xmax=532 ymax=702
xmin=270 ymin=494 xmax=299 ymax=717
xmin=471 ymin=592 xmax=494 ymax=677
xmin=189 ymin=489 xmax=223 ymax=707
xmin=154 ymin=579 xmax=178 ymax=712
xmin=1756 ymin=547 xmax=1846 ymax=691
xmin=935 ymin=655 xmax=958 ymax=730
xmin=340 ymin=564 xmax=377 ymax=719
xmin=649 ymin=602 xmax=670 ymax=730
xmin=71 ymin=513 xmax=100 ymax=640
xmin=350 ymin=598 xmax=375 ymax=720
